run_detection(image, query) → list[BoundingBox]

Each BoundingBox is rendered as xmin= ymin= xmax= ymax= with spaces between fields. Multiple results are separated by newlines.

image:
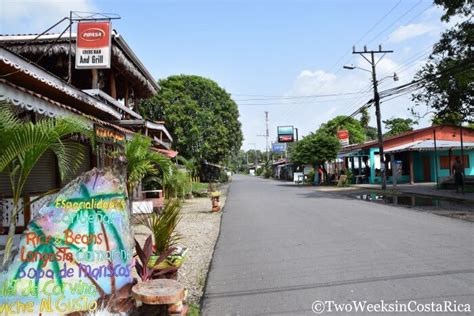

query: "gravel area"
xmin=132 ymin=184 xmax=228 ymax=305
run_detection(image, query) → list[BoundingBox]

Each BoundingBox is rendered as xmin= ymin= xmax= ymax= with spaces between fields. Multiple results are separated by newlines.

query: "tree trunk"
xmin=3 ymin=205 xmax=18 ymax=266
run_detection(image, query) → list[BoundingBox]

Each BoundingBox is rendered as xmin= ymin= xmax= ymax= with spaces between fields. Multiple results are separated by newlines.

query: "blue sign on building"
xmin=272 ymin=143 xmax=287 ymax=153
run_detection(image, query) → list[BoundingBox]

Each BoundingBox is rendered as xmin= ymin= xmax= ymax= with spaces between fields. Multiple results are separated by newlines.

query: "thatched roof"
xmin=0 ymin=32 xmax=159 ymax=98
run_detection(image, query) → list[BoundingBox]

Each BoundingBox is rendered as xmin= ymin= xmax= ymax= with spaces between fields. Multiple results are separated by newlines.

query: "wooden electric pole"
xmin=352 ymin=45 xmax=393 ymax=190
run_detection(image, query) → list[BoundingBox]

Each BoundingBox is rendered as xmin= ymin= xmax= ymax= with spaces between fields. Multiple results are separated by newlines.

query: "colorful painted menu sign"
xmin=0 ymin=168 xmax=134 ymax=315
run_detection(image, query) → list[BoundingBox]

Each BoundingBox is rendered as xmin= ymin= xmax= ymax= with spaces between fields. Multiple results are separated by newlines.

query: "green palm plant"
xmin=124 ymin=134 xmax=172 ymax=200
xmin=163 ymin=166 xmax=192 ymax=199
xmin=0 ymin=102 xmax=91 ymax=266
xmin=137 ymin=199 xmax=182 ymax=254
xmin=177 ymin=156 xmax=198 ymax=179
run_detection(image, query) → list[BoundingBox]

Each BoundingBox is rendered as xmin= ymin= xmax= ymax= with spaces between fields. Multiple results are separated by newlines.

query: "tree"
xmin=360 ymin=108 xmax=377 ymax=140
xmin=0 ymin=102 xmax=91 ymax=265
xmin=139 ymin=75 xmax=243 ymax=167
xmin=290 ymin=132 xmax=340 ymax=167
xmin=383 ymin=117 xmax=418 ymax=137
xmin=319 ymin=115 xmax=366 ymax=144
xmin=412 ymin=0 xmax=473 ymax=124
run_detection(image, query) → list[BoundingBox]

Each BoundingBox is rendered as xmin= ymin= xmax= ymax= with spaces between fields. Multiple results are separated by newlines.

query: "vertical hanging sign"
xmin=76 ymin=21 xmax=112 ymax=69
xmin=337 ymin=130 xmax=350 ymax=147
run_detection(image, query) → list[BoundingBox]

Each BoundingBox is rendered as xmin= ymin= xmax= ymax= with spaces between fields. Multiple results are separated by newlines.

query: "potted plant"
xmin=210 ymin=191 xmax=221 ymax=212
xmin=137 ymin=199 xmax=187 ymax=277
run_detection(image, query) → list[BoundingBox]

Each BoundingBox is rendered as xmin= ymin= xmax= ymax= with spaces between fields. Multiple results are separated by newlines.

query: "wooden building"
xmin=0 ymin=30 xmax=173 ymax=231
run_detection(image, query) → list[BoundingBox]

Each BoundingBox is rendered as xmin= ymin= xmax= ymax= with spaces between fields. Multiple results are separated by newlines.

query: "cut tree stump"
xmin=132 ymin=279 xmax=185 ymax=305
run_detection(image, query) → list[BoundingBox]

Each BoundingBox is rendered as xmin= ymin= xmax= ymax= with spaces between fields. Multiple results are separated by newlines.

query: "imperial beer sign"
xmin=76 ymin=22 xmax=111 ymax=69
xmin=337 ymin=130 xmax=349 ymax=147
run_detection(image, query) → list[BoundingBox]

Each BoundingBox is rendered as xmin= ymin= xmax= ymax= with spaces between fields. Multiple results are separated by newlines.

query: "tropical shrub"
xmin=134 ymin=235 xmax=177 ymax=281
xmin=125 ymin=134 xmax=171 ymax=199
xmin=137 ymin=199 xmax=182 ymax=254
xmin=0 ymin=102 xmax=91 ymax=265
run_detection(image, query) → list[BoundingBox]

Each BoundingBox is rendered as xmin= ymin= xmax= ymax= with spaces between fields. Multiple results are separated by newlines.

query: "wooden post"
xmin=91 ymin=69 xmax=99 ymax=89
xmin=109 ymin=69 xmax=117 ymax=99
xmin=124 ymin=82 xmax=129 ymax=108
xmin=409 ymin=151 xmax=414 ymax=184
xmin=391 ymin=153 xmax=397 ymax=188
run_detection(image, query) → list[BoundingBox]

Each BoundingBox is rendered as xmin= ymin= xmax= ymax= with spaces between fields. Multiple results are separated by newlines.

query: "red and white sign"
xmin=337 ymin=130 xmax=349 ymax=147
xmin=278 ymin=134 xmax=294 ymax=143
xmin=75 ymin=22 xmax=111 ymax=69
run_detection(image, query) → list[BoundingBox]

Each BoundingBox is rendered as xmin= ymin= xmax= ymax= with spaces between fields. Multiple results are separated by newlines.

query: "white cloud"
xmin=387 ymin=23 xmax=440 ymax=43
xmin=0 ymin=0 xmax=96 ymax=34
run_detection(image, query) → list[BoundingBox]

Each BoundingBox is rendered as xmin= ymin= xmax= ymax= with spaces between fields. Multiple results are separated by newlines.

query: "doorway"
xmin=422 ymin=156 xmax=431 ymax=182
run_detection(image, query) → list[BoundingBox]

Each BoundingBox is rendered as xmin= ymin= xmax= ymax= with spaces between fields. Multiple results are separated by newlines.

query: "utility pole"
xmin=265 ymin=111 xmax=269 ymax=161
xmin=352 ymin=45 xmax=393 ymax=190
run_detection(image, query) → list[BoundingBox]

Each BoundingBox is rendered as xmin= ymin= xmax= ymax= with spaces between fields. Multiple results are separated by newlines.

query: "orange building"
xmin=338 ymin=125 xmax=474 ymax=184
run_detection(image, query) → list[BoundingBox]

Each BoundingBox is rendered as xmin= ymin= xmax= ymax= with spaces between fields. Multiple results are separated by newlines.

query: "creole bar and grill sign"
xmin=75 ymin=21 xmax=112 ymax=69
xmin=94 ymin=125 xmax=125 ymax=147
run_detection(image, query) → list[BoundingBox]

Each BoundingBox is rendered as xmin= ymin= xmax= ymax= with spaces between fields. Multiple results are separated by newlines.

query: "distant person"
xmin=452 ymin=156 xmax=464 ymax=193
xmin=318 ymin=166 xmax=324 ymax=185
xmin=364 ymin=165 xmax=371 ymax=183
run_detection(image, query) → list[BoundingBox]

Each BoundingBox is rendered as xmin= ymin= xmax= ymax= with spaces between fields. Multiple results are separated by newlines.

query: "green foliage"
xmin=178 ymin=156 xmax=199 ymax=179
xmin=383 ymin=117 xmax=418 ymax=137
xmin=290 ymin=132 xmax=340 ymax=166
xmin=359 ymin=108 xmax=378 ymax=140
xmin=164 ymin=167 xmax=192 ymax=199
xmin=219 ymin=170 xmax=229 ymax=183
xmin=125 ymin=134 xmax=172 ymax=197
xmin=139 ymin=75 xmax=243 ymax=166
xmin=255 ymin=168 xmax=263 ymax=176
xmin=134 ymin=235 xmax=177 ymax=281
xmin=365 ymin=126 xmax=378 ymax=141
xmin=360 ymin=107 xmax=370 ymax=129
xmin=188 ymin=304 xmax=200 ymax=316
xmin=0 ymin=102 xmax=91 ymax=265
xmin=412 ymin=0 xmax=473 ymax=124
xmin=137 ymin=199 xmax=182 ymax=255
xmin=319 ymin=116 xmax=366 ymax=144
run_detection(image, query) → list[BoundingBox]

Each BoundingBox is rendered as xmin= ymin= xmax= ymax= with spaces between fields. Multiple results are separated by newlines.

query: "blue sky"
xmin=1 ymin=0 xmax=456 ymax=151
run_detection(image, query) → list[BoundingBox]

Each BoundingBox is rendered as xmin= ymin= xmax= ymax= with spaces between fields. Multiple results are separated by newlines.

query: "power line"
xmin=234 ymin=91 xmax=368 ymax=101
xmin=273 ymin=0 xmax=406 ymax=122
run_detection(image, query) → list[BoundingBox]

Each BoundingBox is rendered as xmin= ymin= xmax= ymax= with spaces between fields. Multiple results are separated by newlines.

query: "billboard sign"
xmin=278 ymin=135 xmax=294 ymax=142
xmin=272 ymin=143 xmax=287 ymax=153
xmin=76 ymin=21 xmax=112 ymax=69
xmin=277 ymin=126 xmax=294 ymax=143
xmin=277 ymin=126 xmax=294 ymax=135
xmin=337 ymin=130 xmax=349 ymax=147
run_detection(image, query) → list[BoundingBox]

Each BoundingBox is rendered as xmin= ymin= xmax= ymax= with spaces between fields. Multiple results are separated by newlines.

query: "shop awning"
xmin=155 ymin=148 xmax=178 ymax=158
xmin=385 ymin=140 xmax=474 ymax=153
xmin=337 ymin=149 xmax=365 ymax=159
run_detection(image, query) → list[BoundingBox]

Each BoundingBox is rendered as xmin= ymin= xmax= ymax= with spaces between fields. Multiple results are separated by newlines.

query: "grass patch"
xmin=192 ymin=182 xmax=209 ymax=192
xmin=188 ymin=304 xmax=200 ymax=316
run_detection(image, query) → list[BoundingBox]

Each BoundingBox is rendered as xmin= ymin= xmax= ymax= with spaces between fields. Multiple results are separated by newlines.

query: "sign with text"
xmin=76 ymin=22 xmax=112 ymax=69
xmin=278 ymin=135 xmax=294 ymax=143
xmin=272 ymin=143 xmax=287 ymax=153
xmin=337 ymin=130 xmax=349 ymax=147
xmin=94 ymin=124 xmax=125 ymax=146
xmin=0 ymin=168 xmax=134 ymax=315
xmin=277 ymin=126 xmax=294 ymax=143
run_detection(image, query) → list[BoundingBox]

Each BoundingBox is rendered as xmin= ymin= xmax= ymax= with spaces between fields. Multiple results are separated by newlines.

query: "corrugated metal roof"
xmin=385 ymin=140 xmax=474 ymax=153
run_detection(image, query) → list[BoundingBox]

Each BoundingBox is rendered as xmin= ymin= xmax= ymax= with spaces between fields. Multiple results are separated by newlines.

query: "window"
xmin=440 ymin=155 xmax=470 ymax=169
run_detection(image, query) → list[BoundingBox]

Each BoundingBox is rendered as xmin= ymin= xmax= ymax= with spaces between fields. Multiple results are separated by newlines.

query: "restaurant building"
xmin=0 ymin=30 xmax=173 ymax=231
xmin=338 ymin=125 xmax=474 ymax=185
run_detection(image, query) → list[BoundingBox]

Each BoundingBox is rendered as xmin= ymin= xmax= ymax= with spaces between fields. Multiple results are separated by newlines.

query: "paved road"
xmin=202 ymin=175 xmax=474 ymax=315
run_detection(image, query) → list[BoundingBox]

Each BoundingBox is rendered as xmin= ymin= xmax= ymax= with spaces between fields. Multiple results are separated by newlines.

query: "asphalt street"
xmin=202 ymin=175 xmax=474 ymax=315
